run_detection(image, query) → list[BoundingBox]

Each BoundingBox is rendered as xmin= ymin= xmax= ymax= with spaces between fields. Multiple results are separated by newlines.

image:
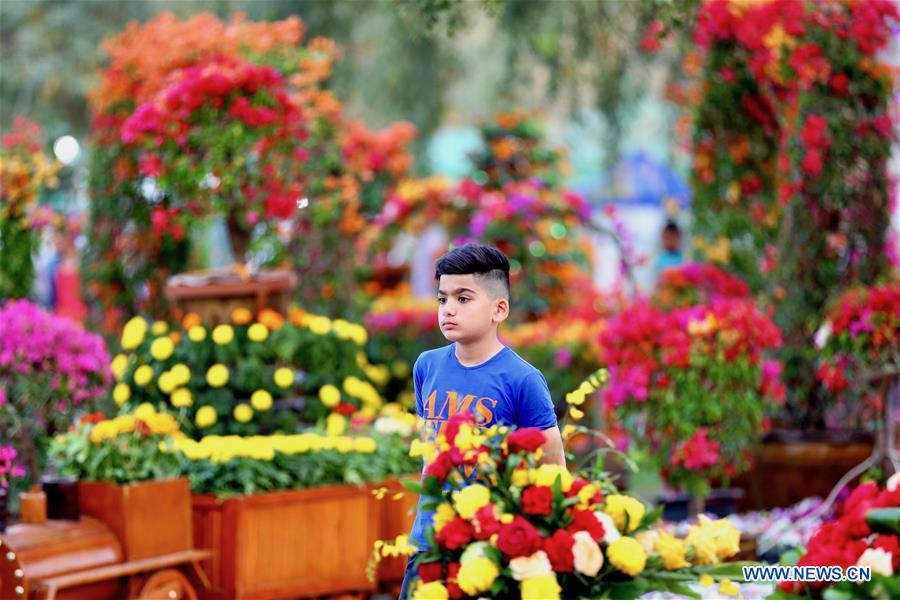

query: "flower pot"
xmin=704 ymin=488 xmax=745 ymax=518
xmin=77 ymin=478 xmax=193 ymax=561
xmin=192 ymin=483 xmax=379 ymax=599
xmin=731 ymin=429 xmax=874 ymax=511
xmin=19 ymin=487 xmax=47 ymax=525
xmin=42 ymin=474 xmax=80 ymax=521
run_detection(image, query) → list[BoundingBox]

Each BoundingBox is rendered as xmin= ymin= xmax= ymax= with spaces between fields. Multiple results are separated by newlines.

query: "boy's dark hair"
xmin=435 ymin=243 xmax=510 ymax=299
xmin=663 ymin=219 xmax=681 ymax=235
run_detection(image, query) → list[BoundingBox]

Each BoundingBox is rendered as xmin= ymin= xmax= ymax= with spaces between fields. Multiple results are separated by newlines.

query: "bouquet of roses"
xmin=773 ymin=475 xmax=900 ymax=599
xmin=397 ymin=410 xmax=747 ymax=599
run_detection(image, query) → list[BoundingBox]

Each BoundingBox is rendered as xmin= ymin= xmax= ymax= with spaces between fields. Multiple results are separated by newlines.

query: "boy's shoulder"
xmin=503 ymin=347 xmax=545 ymax=381
xmin=414 ymin=344 xmax=453 ymax=372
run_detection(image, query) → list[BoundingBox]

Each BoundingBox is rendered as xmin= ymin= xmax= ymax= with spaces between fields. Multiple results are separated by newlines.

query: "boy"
xmin=399 ymin=243 xmax=565 ymax=599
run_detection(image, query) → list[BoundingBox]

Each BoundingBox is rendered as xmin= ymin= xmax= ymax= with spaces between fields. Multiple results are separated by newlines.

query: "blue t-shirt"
xmin=408 ymin=343 xmax=557 ymax=549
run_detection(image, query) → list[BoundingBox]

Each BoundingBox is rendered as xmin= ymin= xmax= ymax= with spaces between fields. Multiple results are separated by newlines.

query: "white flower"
xmin=374 ymin=416 xmax=412 ymax=437
xmin=814 ymin=321 xmax=832 ymax=349
xmin=509 ymin=550 xmax=553 ymax=581
xmin=572 ymin=531 xmax=604 ymax=577
xmin=594 ymin=510 xmax=621 ymax=543
xmin=857 ymin=547 xmax=894 ymax=576
xmin=886 ymin=471 xmax=900 ymax=492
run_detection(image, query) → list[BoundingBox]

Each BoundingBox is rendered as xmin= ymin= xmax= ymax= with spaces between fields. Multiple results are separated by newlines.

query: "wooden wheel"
xmin=134 ymin=568 xmax=198 ymax=600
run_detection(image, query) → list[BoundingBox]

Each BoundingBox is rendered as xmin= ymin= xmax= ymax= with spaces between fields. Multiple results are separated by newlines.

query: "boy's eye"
xmin=437 ymin=297 xmax=446 ymax=304
xmin=458 ymin=297 xmax=469 ymax=303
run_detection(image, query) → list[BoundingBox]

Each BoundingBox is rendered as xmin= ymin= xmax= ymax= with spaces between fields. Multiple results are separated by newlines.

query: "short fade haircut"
xmin=435 ymin=243 xmax=510 ymax=300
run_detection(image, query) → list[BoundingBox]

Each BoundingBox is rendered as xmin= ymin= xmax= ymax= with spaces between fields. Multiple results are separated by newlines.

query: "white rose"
xmin=594 ymin=510 xmax=621 ymax=543
xmin=509 ymin=550 xmax=553 ymax=581
xmin=572 ymin=531 xmax=604 ymax=577
xmin=886 ymin=471 xmax=900 ymax=492
xmin=857 ymin=547 xmax=894 ymax=577
xmin=635 ymin=529 xmax=660 ymax=554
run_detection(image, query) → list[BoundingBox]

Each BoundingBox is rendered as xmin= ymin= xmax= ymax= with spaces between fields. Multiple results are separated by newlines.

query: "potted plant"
xmin=0 ymin=443 xmax=26 ymax=531
xmin=48 ymin=404 xmax=190 ymax=561
xmin=174 ymin=429 xmax=418 ymax=599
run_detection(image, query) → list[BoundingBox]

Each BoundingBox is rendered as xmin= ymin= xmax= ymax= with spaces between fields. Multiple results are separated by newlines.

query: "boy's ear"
xmin=492 ymin=297 xmax=510 ymax=324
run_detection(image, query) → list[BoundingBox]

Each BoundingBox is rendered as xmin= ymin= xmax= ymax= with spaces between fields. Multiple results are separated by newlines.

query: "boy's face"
xmin=437 ymin=274 xmax=509 ymax=343
xmin=662 ymin=230 xmax=681 ymax=253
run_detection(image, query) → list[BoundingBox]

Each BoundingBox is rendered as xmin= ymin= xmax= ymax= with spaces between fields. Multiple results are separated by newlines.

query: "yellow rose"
xmin=158 ymin=371 xmax=177 ymax=394
xmin=457 ymin=557 xmax=499 ymax=596
xmin=308 ymin=315 xmax=331 ymax=335
xmin=511 ymin=468 xmax=530 ymax=488
xmin=212 ymin=324 xmax=234 ymax=345
xmin=188 ymin=325 xmax=207 ymax=342
xmin=274 ymin=367 xmax=294 ymax=388
xmin=251 ymin=390 xmax=273 ymax=411
xmin=171 ymin=388 xmax=193 ymax=408
xmin=206 ymin=364 xmax=229 ymax=388
xmin=121 ymin=316 xmax=147 ymax=350
xmin=603 ymin=494 xmax=646 ymax=533
xmin=413 ymin=581 xmax=448 ymax=600
xmin=326 ymin=413 xmax=346 ymax=436
xmin=452 ymin=484 xmax=491 ymax=520
xmin=134 ymin=364 xmax=154 ymax=387
xmin=248 ymin=323 xmax=268 ymax=342
xmin=520 ymin=575 xmax=561 ymax=600
xmin=319 ymin=384 xmax=341 ymax=407
xmin=607 ymin=537 xmax=647 ymax=576
xmin=195 ymin=406 xmax=217 ymax=428
xmin=433 ymin=503 xmax=456 ymax=533
xmin=535 ymin=464 xmax=573 ymax=492
xmin=111 ymin=354 xmax=128 ymax=382
xmin=685 ymin=515 xmax=741 ymax=564
xmin=170 ymin=363 xmax=190 ymax=386
xmin=151 ymin=321 xmax=169 ymax=335
xmin=233 ymin=403 xmax=253 ymax=423
xmin=113 ymin=383 xmax=131 ymax=406
xmin=133 ymin=402 xmax=156 ymax=421
xmin=654 ymin=530 xmax=690 ymax=570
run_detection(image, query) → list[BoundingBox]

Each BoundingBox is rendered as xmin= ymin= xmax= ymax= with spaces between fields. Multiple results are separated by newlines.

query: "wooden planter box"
xmin=77 ymin=478 xmax=193 ymax=562
xmin=192 ymin=483 xmax=379 ymax=599
xmin=376 ymin=477 xmax=419 ymax=590
xmin=165 ymin=268 xmax=296 ymax=325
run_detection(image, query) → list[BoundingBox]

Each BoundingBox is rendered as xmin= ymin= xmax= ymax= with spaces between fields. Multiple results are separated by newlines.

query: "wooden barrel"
xmin=0 ymin=518 xmax=122 ymax=600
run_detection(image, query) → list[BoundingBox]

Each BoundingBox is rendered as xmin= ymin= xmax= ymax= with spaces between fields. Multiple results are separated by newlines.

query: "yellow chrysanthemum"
xmin=308 ymin=315 xmax=331 ymax=335
xmin=170 ymin=388 xmax=193 ymax=408
xmin=158 ymin=371 xmax=178 ymax=394
xmin=326 ymin=413 xmax=346 ymax=436
xmin=206 ymin=364 xmax=229 ymax=388
xmin=319 ymin=384 xmax=341 ymax=407
xmin=151 ymin=321 xmax=169 ymax=335
xmin=606 ymin=537 xmax=647 ymax=576
xmin=248 ymin=323 xmax=268 ymax=342
xmin=121 ymin=316 xmax=148 ymax=350
xmin=233 ymin=403 xmax=253 ymax=423
xmin=111 ymin=354 xmax=128 ymax=382
xmin=188 ymin=325 xmax=207 ymax=342
xmin=113 ymin=383 xmax=131 ymax=406
xmin=133 ymin=402 xmax=156 ymax=421
xmin=212 ymin=324 xmax=234 ymax=345
xmin=170 ymin=363 xmax=190 ymax=386
xmin=251 ymin=390 xmax=273 ymax=411
xmin=274 ymin=367 xmax=294 ymax=388
xmin=195 ymin=406 xmax=217 ymax=428
xmin=133 ymin=365 xmax=154 ymax=387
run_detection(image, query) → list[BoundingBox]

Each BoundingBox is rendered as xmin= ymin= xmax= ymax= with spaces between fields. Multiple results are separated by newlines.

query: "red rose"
xmin=418 ymin=560 xmax=444 ymax=583
xmin=497 ymin=516 xmax=543 ymax=558
xmin=446 ymin=562 xmax=463 ymax=599
xmin=507 ymin=428 xmax=546 ymax=454
xmin=566 ymin=509 xmax=606 ymax=542
xmin=425 ymin=452 xmax=453 ymax=482
xmin=435 ymin=517 xmax=474 ymax=550
xmin=543 ymin=529 xmax=575 ymax=573
xmin=473 ymin=504 xmax=502 ymax=541
xmin=522 ymin=485 xmax=554 ymax=516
